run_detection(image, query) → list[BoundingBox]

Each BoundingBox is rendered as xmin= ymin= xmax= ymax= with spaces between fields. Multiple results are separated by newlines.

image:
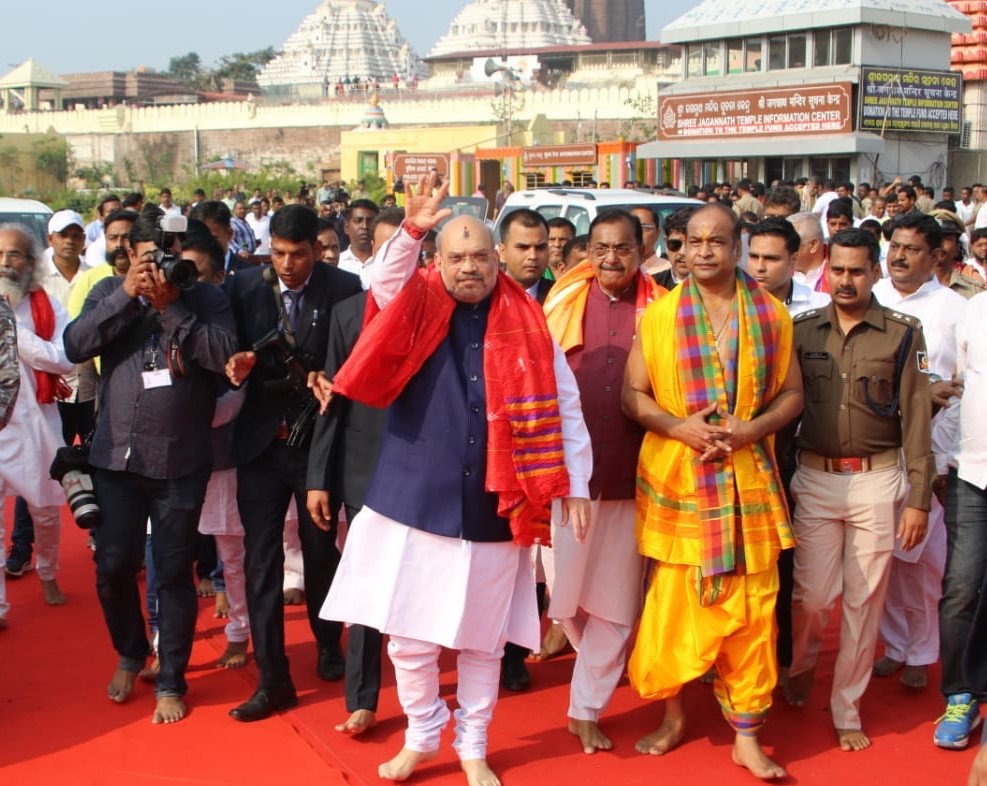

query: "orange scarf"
xmin=29 ymin=289 xmax=60 ymax=404
xmin=543 ymin=260 xmax=663 ymax=352
xmin=333 ymin=269 xmax=569 ymax=547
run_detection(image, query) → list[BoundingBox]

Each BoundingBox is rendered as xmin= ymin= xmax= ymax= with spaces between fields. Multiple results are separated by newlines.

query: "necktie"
xmin=284 ymin=289 xmax=303 ymax=333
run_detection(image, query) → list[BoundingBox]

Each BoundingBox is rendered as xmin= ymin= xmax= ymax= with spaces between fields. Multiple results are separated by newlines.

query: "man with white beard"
xmin=0 ymin=224 xmax=74 ymax=626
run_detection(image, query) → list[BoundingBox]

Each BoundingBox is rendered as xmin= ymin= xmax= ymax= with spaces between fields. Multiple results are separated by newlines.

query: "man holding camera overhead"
xmin=224 ymin=205 xmax=361 ymax=722
xmin=64 ymin=212 xmax=238 ymax=725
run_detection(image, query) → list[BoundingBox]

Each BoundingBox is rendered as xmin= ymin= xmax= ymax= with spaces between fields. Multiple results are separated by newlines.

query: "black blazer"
xmin=228 ymin=262 xmax=362 ymax=464
xmin=534 ymin=276 xmax=554 ymax=305
xmin=306 ymin=291 xmax=388 ymax=510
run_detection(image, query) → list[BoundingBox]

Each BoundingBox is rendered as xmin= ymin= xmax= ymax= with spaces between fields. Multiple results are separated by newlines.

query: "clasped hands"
xmin=672 ymin=402 xmax=758 ymax=462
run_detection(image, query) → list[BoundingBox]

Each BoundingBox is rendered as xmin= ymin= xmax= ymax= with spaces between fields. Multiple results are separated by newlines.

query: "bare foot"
xmin=461 ymin=759 xmax=501 ymax=786
xmin=532 ymin=622 xmax=571 ymax=661
xmin=900 ymin=665 xmax=928 ymax=689
xmin=197 ymin=578 xmax=216 ymax=598
xmin=283 ymin=587 xmax=304 ymax=606
xmin=217 ymin=641 xmax=248 ymax=669
xmin=784 ymin=668 xmax=814 ymax=707
xmin=214 ymin=591 xmax=229 ymax=618
xmin=568 ymin=718 xmax=612 ymax=754
xmin=139 ymin=657 xmax=160 ymax=682
xmin=836 ymin=727 xmax=871 ymax=751
xmin=152 ymin=696 xmax=187 ymax=724
xmin=107 ymin=667 xmax=138 ymax=703
xmin=378 ymin=748 xmax=437 ymax=781
xmin=732 ymin=734 xmax=786 ymax=779
xmin=41 ymin=579 xmax=66 ymax=605
xmin=635 ymin=699 xmax=686 ymax=755
xmin=872 ymin=656 xmax=904 ymax=678
xmin=335 ymin=708 xmax=377 ymax=735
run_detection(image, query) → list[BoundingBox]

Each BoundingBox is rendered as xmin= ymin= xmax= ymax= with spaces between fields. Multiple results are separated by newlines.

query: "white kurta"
xmin=545 ymin=498 xmax=643 ymax=627
xmin=0 ymin=294 xmax=73 ymax=508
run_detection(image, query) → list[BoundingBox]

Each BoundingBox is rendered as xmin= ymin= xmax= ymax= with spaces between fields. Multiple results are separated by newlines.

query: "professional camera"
xmin=154 ymin=214 xmax=197 ymax=291
xmin=252 ymin=326 xmax=319 ymax=448
xmin=49 ymin=445 xmax=101 ymax=529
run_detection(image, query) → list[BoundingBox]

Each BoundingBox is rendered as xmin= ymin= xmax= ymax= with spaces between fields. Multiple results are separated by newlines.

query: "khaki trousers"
xmin=789 ymin=463 xmax=906 ymax=729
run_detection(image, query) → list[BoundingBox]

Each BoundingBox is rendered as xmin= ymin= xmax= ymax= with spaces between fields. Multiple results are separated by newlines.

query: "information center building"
xmin=638 ymin=0 xmax=970 ymax=190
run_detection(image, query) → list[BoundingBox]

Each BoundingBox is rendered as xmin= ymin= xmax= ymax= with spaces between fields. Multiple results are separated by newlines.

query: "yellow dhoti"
xmin=628 ymin=562 xmax=778 ymax=734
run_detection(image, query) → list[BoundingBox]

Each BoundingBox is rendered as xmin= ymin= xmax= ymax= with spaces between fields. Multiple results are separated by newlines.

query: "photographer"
xmin=224 ymin=204 xmax=361 ymax=722
xmin=63 ymin=213 xmax=238 ymax=725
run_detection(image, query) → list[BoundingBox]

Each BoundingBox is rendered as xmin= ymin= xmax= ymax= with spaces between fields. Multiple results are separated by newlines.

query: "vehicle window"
xmin=534 ymin=205 xmax=563 ymax=221
xmin=564 ymin=206 xmax=590 ymax=236
xmin=0 ymin=212 xmax=51 ymax=248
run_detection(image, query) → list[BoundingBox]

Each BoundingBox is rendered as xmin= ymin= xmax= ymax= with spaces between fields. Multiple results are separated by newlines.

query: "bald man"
xmin=321 ymin=180 xmax=592 ymax=786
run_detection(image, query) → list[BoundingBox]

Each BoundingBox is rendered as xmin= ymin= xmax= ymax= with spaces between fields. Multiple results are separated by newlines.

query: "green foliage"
xmin=619 ymin=94 xmax=658 ymax=142
xmin=168 ymin=52 xmax=208 ymax=90
xmin=347 ymin=173 xmax=388 ymax=204
xmin=45 ymin=190 xmax=103 ymax=215
xmin=213 ymin=48 xmax=278 ymax=89
xmin=75 ymin=162 xmax=114 ymax=189
xmin=0 ymin=145 xmax=22 ymax=194
xmin=33 ymin=136 xmax=72 ymax=184
xmin=169 ymin=48 xmax=278 ymax=91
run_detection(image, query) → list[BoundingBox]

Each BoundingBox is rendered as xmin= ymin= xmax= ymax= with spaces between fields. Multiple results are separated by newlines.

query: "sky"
xmin=3 ymin=0 xmax=698 ymax=75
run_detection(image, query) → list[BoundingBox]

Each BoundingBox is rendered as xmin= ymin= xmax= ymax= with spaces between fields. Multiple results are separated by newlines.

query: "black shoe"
xmin=501 ymin=644 xmax=531 ymax=692
xmin=229 ymin=684 xmax=298 ymax=722
xmin=317 ymin=644 xmax=345 ymax=682
xmin=5 ymin=550 xmax=32 ymax=577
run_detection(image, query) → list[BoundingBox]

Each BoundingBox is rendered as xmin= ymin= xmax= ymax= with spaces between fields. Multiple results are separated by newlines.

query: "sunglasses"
xmin=666 ymin=238 xmax=684 ymax=252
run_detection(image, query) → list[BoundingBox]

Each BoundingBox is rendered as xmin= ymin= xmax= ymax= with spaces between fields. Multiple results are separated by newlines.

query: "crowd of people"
xmin=2 ymin=168 xmax=987 ymax=785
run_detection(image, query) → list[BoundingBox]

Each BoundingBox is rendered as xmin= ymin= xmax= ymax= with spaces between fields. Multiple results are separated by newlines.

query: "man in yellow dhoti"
xmin=621 ymin=204 xmax=803 ymax=780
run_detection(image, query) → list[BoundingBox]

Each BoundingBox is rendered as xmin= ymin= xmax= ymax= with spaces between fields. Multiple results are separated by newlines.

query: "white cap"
xmin=48 ymin=210 xmax=85 ymax=234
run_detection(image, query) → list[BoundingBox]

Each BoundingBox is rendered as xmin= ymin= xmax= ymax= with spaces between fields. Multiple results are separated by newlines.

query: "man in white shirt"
xmin=245 ymin=200 xmax=272 ymax=256
xmin=956 ymin=187 xmax=977 ymax=228
xmin=336 ymin=200 xmax=379 ymax=289
xmin=158 ymin=189 xmax=183 ymax=218
xmin=810 ymin=179 xmax=838 ymax=224
xmin=789 ymin=213 xmax=829 ymax=292
xmin=870 ymin=213 xmax=966 ymax=697
xmin=934 ymin=283 xmax=987 ymax=748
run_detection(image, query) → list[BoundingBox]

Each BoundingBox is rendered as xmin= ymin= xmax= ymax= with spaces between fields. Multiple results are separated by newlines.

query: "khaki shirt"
xmin=948 ymin=270 xmax=986 ymax=300
xmin=794 ymin=297 xmax=934 ymax=510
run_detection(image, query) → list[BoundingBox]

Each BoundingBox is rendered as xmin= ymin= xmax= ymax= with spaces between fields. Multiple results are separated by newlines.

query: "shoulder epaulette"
xmin=886 ymin=309 xmax=921 ymax=331
xmin=793 ymin=309 xmax=820 ymax=323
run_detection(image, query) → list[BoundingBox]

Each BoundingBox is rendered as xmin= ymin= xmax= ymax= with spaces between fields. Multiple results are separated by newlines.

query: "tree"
xmin=213 ymin=47 xmax=279 ymax=89
xmin=168 ymin=52 xmax=207 ymax=90
xmin=33 ymin=136 xmax=71 ymax=184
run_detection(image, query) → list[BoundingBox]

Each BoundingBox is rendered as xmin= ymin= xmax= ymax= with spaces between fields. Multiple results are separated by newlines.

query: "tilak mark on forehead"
xmin=463 ymin=226 xmax=470 ymax=238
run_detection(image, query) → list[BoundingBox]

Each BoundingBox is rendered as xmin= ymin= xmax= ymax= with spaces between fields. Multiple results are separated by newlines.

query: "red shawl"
xmin=29 ymin=290 xmax=60 ymax=404
xmin=333 ymin=269 xmax=570 ymax=546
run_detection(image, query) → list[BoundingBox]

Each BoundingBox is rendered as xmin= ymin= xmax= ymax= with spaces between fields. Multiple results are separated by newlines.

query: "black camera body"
xmin=155 ymin=214 xmax=197 ymax=291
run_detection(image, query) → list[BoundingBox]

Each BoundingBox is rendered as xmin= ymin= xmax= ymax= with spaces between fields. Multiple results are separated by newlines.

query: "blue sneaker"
xmin=934 ymin=693 xmax=982 ymax=749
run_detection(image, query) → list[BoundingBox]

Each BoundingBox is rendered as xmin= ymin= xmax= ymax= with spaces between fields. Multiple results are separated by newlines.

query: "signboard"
xmin=860 ymin=67 xmax=962 ymax=134
xmin=658 ymin=83 xmax=853 ymax=140
xmin=521 ymin=144 xmax=598 ymax=167
xmin=393 ymin=153 xmax=449 ymax=179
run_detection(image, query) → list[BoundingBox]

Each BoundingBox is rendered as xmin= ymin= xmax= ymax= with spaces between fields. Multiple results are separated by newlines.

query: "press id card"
xmin=142 ymin=369 xmax=172 ymax=389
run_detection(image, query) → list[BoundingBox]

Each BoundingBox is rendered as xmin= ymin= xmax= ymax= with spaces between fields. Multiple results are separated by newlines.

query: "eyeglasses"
xmin=418 ymin=249 xmax=436 ymax=262
xmin=590 ymin=244 xmax=635 ymax=261
xmin=665 ymin=238 xmax=683 ymax=253
xmin=443 ymin=251 xmax=492 ymax=266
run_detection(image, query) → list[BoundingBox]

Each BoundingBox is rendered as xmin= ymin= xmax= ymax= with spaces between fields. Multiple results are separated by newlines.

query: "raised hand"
xmin=404 ymin=172 xmax=453 ymax=232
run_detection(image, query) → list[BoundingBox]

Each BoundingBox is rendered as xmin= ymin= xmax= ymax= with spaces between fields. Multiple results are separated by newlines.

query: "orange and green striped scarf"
xmin=636 ymin=270 xmax=794 ymax=604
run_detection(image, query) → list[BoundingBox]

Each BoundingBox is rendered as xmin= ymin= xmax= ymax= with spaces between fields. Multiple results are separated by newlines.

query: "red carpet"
xmin=0 ymin=504 xmax=978 ymax=785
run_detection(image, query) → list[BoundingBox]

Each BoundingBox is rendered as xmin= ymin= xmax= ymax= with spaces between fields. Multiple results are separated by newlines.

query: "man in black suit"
xmin=224 ymin=205 xmax=363 ymax=722
xmin=306 ymin=208 xmax=404 ymax=735
xmin=498 ymin=208 xmax=553 ymax=307
xmin=190 ymin=200 xmax=254 ymax=282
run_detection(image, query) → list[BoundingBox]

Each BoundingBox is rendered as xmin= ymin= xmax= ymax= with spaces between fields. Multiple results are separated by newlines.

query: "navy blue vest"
xmin=363 ymin=299 xmax=511 ymax=542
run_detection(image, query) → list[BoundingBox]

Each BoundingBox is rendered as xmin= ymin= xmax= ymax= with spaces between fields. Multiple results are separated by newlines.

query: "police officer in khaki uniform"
xmin=783 ymin=228 xmax=934 ymax=753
